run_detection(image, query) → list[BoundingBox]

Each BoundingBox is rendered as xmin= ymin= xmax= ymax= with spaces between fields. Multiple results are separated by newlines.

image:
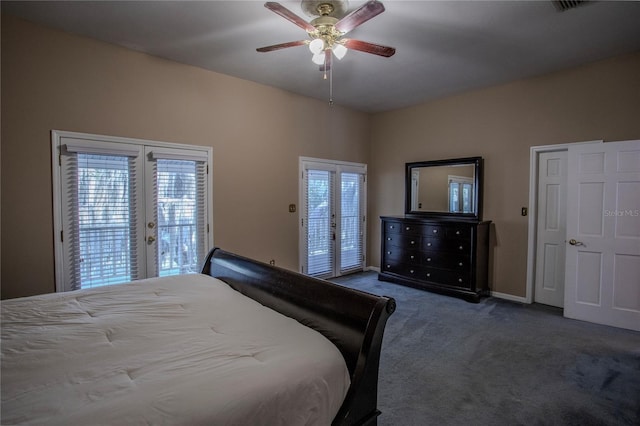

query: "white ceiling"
xmin=4 ymin=1 xmax=640 ymax=113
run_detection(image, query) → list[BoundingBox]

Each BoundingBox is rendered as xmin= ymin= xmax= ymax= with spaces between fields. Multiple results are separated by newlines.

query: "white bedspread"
xmin=1 ymin=274 xmax=350 ymax=425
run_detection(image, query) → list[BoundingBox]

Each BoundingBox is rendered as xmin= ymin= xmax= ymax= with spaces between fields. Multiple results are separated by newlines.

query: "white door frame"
xmin=525 ymin=141 xmax=602 ymax=304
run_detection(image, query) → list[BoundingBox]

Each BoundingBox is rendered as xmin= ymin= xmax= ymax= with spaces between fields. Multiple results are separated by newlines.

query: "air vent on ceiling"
xmin=552 ymin=0 xmax=589 ymax=12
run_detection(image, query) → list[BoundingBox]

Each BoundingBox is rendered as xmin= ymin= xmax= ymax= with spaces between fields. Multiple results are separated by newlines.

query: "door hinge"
xmin=207 ymin=224 xmax=210 ymax=233
xmin=206 ymin=164 xmax=209 ymax=174
xmin=60 ymin=230 xmax=64 ymax=242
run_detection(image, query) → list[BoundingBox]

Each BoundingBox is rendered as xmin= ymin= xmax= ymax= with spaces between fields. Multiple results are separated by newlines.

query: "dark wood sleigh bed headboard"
xmin=202 ymin=248 xmax=396 ymax=426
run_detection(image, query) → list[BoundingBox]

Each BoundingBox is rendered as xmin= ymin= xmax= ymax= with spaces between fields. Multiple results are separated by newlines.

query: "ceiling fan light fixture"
xmin=332 ymin=43 xmax=347 ymax=60
xmin=312 ymin=52 xmax=326 ymax=65
xmin=309 ymin=38 xmax=325 ymax=54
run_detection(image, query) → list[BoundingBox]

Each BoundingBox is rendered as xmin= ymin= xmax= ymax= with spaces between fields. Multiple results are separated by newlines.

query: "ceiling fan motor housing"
xmin=309 ymin=15 xmax=342 ymax=48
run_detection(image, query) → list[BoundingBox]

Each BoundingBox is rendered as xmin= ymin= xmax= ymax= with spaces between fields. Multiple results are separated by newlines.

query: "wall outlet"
xmin=269 ymin=259 xmax=276 ymax=266
xmin=521 ymin=207 xmax=528 ymax=216
xmin=288 ymin=204 xmax=296 ymax=213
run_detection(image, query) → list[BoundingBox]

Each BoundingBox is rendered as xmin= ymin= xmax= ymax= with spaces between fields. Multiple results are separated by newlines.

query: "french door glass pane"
xmin=307 ymin=170 xmax=333 ymax=276
xmin=76 ymin=154 xmax=136 ymax=288
xmin=156 ymin=159 xmax=202 ymax=276
xmin=462 ymin=183 xmax=472 ymax=213
xmin=340 ymin=173 xmax=362 ymax=272
xmin=450 ymin=183 xmax=460 ymax=212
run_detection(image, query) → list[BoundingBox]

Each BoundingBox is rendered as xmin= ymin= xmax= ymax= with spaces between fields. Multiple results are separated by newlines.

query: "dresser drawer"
xmin=400 ymin=223 xmax=423 ymax=235
xmin=446 ymin=226 xmax=472 ymax=239
xmin=424 ymin=225 xmax=444 ymax=237
xmin=384 ymin=221 xmax=403 ymax=234
xmin=381 ymin=260 xmax=422 ymax=277
xmin=424 ymin=268 xmax=472 ymax=289
xmin=383 ymin=246 xmax=420 ymax=264
xmin=423 ymin=237 xmax=470 ymax=254
xmin=421 ymin=251 xmax=470 ymax=270
xmin=384 ymin=233 xmax=420 ymax=248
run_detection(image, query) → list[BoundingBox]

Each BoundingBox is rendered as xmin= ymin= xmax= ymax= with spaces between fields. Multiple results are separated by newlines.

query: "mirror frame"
xmin=405 ymin=156 xmax=483 ymax=221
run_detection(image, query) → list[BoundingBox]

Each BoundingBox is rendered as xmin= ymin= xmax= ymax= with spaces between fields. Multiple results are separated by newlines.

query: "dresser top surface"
xmin=381 ymin=216 xmax=491 ymax=225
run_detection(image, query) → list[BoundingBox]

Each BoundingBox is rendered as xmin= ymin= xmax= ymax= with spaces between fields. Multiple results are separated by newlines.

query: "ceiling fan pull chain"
xmin=329 ymin=61 xmax=334 ymax=106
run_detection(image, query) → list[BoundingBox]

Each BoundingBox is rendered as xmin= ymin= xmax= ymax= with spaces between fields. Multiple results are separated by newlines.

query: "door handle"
xmin=568 ymin=239 xmax=584 ymax=246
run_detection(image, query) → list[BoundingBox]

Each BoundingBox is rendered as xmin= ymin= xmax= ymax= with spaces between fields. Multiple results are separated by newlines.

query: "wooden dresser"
xmin=379 ymin=216 xmax=491 ymax=302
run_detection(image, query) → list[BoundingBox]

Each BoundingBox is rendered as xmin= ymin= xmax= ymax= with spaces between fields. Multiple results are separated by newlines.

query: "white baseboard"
xmin=491 ymin=291 xmax=528 ymax=304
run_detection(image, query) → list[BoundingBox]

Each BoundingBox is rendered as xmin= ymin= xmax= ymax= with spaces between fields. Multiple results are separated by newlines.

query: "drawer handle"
xmin=459 ymin=262 xmax=463 ymax=266
xmin=426 ymin=257 xmax=431 ymax=262
xmin=406 ymin=226 xmax=411 ymax=231
xmin=387 ymin=251 xmax=392 ymax=255
xmin=427 ymin=242 xmax=432 ymax=247
xmin=387 ymin=237 xmax=392 ymax=241
xmin=410 ymin=240 xmax=416 ymax=245
xmin=389 ymin=225 xmax=395 ymax=229
xmin=458 ymin=278 xmax=463 ymax=283
xmin=410 ymin=255 xmax=415 ymax=259
xmin=426 ymin=273 xmax=431 ymax=277
xmin=409 ymin=269 xmax=415 ymax=274
xmin=433 ymin=229 xmax=438 ymax=234
xmin=459 ymin=246 xmax=464 ymax=250
xmin=386 ymin=264 xmax=391 ymax=269
xmin=456 ymin=230 xmax=461 ymax=235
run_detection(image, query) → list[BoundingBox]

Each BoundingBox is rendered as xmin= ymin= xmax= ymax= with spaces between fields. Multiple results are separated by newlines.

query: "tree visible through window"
xmin=76 ymin=154 xmax=136 ymax=287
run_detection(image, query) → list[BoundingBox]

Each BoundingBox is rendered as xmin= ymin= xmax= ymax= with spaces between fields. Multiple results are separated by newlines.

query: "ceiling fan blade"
xmin=319 ymin=49 xmax=333 ymax=72
xmin=257 ymin=40 xmax=308 ymax=52
xmin=343 ymin=39 xmax=396 ymax=57
xmin=334 ymin=0 xmax=385 ymax=34
xmin=264 ymin=2 xmax=316 ymax=33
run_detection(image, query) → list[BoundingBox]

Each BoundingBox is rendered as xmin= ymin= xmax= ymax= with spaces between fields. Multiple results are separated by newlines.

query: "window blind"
xmin=63 ymin=153 xmax=141 ymax=290
xmin=152 ymin=158 xmax=207 ymax=276
xmin=305 ymin=169 xmax=335 ymax=277
xmin=340 ymin=172 xmax=364 ymax=274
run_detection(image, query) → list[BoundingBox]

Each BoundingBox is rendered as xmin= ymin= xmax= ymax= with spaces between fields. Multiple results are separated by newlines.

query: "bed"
xmin=1 ymin=248 xmax=396 ymax=425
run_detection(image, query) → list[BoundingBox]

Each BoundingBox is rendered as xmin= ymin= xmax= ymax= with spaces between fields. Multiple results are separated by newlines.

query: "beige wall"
xmin=368 ymin=52 xmax=640 ymax=297
xmin=3 ymin=14 xmax=639 ymax=301
xmin=1 ymin=15 xmax=371 ymax=299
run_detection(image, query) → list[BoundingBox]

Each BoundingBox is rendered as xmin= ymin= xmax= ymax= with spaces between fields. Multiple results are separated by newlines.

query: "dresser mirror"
xmin=405 ymin=157 xmax=483 ymax=220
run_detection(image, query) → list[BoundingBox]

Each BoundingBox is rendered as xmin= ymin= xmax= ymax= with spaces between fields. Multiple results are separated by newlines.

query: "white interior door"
xmin=564 ymin=140 xmax=640 ymax=331
xmin=534 ymin=151 xmax=568 ymax=307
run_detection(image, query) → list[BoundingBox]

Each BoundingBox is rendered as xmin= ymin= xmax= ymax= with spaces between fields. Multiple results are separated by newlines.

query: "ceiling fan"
xmin=256 ymin=0 xmax=396 ymax=71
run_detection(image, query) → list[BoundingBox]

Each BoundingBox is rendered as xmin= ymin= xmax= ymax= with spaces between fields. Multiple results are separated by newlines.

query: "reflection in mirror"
xmin=410 ymin=165 xmax=475 ymax=213
xmin=405 ymin=157 xmax=482 ymax=220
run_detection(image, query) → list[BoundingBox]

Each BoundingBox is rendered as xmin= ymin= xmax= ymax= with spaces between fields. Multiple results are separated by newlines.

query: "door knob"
xmin=147 ymin=236 xmax=156 ymax=244
xmin=568 ymin=239 xmax=584 ymax=246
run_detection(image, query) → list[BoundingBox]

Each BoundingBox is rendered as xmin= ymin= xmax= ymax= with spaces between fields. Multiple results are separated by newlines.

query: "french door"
xmin=300 ymin=158 xmax=366 ymax=279
xmin=53 ymin=131 xmax=212 ymax=292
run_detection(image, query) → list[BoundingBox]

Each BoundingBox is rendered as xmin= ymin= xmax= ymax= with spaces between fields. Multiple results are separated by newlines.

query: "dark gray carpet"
xmin=331 ymin=271 xmax=640 ymax=426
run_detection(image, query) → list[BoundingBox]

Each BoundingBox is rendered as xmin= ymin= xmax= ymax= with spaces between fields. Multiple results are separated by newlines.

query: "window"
xmin=52 ymin=131 xmax=212 ymax=292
